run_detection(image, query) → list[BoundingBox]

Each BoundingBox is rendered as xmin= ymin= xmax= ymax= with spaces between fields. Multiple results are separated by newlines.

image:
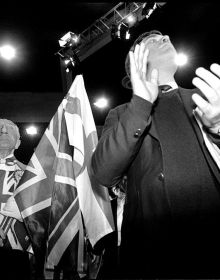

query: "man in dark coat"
xmin=91 ymin=30 xmax=220 ymax=278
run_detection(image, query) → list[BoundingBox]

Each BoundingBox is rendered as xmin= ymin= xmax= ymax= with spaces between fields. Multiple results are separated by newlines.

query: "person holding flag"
xmin=4 ymin=75 xmax=115 ymax=279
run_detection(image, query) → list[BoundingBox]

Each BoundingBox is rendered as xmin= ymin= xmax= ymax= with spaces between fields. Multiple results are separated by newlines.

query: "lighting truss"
xmin=75 ymin=2 xmax=166 ymax=61
xmin=57 ymin=2 xmax=166 ymax=63
xmin=75 ymin=3 xmax=144 ymax=61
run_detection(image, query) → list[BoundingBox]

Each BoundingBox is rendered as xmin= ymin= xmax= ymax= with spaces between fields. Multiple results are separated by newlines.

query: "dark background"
xmin=0 ymin=2 xmax=219 ymax=163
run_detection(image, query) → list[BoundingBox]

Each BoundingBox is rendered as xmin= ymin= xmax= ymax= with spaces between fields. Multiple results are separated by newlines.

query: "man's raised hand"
xmin=129 ymin=42 xmax=159 ymax=103
xmin=192 ymin=63 xmax=220 ymax=131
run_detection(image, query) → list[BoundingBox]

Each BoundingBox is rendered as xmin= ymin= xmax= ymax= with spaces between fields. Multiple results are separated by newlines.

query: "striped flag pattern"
xmin=0 ymin=215 xmax=31 ymax=251
xmin=0 ymin=159 xmax=32 ymax=252
xmin=13 ymin=75 xmax=114 ymax=275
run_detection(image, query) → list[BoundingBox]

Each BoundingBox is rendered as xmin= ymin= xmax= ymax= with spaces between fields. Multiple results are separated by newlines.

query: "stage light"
xmin=63 ymin=57 xmax=75 ymax=67
xmin=62 ymin=56 xmax=76 ymax=70
xmin=175 ymin=53 xmax=188 ymax=66
xmin=0 ymin=45 xmax=16 ymax=60
xmin=58 ymin=31 xmax=80 ymax=48
xmin=26 ymin=126 xmax=38 ymax=136
xmin=94 ymin=97 xmax=108 ymax=109
xmin=56 ymin=46 xmax=79 ymax=71
xmin=111 ymin=23 xmax=131 ymax=41
xmin=125 ymin=14 xmax=137 ymax=27
xmin=64 ymin=59 xmax=70 ymax=65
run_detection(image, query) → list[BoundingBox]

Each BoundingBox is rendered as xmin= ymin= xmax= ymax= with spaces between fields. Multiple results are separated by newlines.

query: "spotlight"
xmin=94 ymin=97 xmax=109 ymax=109
xmin=125 ymin=14 xmax=137 ymax=27
xmin=64 ymin=58 xmax=71 ymax=65
xmin=58 ymin=31 xmax=80 ymax=48
xmin=56 ymin=31 xmax=81 ymax=70
xmin=0 ymin=45 xmax=16 ymax=60
xmin=56 ymin=45 xmax=80 ymax=70
xmin=111 ymin=23 xmax=131 ymax=41
xmin=175 ymin=53 xmax=188 ymax=66
xmin=63 ymin=57 xmax=75 ymax=67
xmin=26 ymin=126 xmax=38 ymax=136
xmin=61 ymin=55 xmax=77 ymax=71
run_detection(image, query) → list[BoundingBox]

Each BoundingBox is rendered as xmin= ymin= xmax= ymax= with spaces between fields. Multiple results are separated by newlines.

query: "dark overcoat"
xmin=91 ymin=87 xmax=220 ymax=278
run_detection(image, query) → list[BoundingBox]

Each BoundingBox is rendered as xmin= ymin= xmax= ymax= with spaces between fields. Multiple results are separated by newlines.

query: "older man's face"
xmin=0 ymin=120 xmax=19 ymax=151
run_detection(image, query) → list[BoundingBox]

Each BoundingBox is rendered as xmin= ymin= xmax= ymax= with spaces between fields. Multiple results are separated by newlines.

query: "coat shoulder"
xmin=111 ymin=102 xmax=129 ymax=115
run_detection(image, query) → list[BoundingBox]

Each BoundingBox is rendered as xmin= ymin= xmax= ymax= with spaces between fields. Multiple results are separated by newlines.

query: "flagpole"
xmin=59 ymin=57 xmax=73 ymax=94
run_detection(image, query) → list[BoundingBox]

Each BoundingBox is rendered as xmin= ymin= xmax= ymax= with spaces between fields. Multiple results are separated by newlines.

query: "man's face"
xmin=142 ymin=34 xmax=177 ymax=66
xmin=0 ymin=120 xmax=19 ymax=151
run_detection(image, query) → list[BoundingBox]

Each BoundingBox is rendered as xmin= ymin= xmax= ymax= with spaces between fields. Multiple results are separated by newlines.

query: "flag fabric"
xmin=0 ymin=156 xmax=24 ymax=212
xmin=0 ymin=215 xmax=31 ymax=251
xmin=12 ymin=74 xmax=114 ymax=276
xmin=0 ymin=156 xmax=31 ymax=251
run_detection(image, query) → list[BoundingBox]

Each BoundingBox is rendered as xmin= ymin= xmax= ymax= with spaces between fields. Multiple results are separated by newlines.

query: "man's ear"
xmin=15 ymin=139 xmax=21 ymax=149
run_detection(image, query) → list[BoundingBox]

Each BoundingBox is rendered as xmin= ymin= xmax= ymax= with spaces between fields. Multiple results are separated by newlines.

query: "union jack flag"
xmin=12 ymin=75 xmax=115 ymax=276
xmin=0 ymin=159 xmax=31 ymax=251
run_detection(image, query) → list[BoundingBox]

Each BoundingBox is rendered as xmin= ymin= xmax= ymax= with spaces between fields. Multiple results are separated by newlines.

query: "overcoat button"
xmin=134 ymin=128 xmax=142 ymax=138
xmin=158 ymin=172 xmax=164 ymax=181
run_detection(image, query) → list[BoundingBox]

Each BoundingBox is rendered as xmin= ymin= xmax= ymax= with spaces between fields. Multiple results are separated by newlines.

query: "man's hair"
xmin=122 ymin=30 xmax=162 ymax=89
xmin=0 ymin=119 xmax=20 ymax=140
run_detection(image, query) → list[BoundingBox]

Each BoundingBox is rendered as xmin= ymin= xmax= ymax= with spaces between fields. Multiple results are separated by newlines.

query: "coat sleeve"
xmin=90 ymin=95 xmax=153 ymax=187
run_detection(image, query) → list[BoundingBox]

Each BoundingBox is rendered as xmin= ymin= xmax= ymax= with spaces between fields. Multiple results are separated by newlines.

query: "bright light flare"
xmin=64 ymin=59 xmax=70 ymax=65
xmin=72 ymin=35 xmax=79 ymax=43
xmin=175 ymin=53 xmax=188 ymax=66
xmin=94 ymin=97 xmax=108 ymax=109
xmin=126 ymin=14 xmax=136 ymax=26
xmin=26 ymin=126 xmax=38 ymax=136
xmin=0 ymin=45 xmax=16 ymax=60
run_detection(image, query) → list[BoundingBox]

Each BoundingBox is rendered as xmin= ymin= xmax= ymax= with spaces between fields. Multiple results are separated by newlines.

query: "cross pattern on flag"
xmin=13 ymin=75 xmax=115 ymax=271
xmin=0 ymin=164 xmax=21 ymax=211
